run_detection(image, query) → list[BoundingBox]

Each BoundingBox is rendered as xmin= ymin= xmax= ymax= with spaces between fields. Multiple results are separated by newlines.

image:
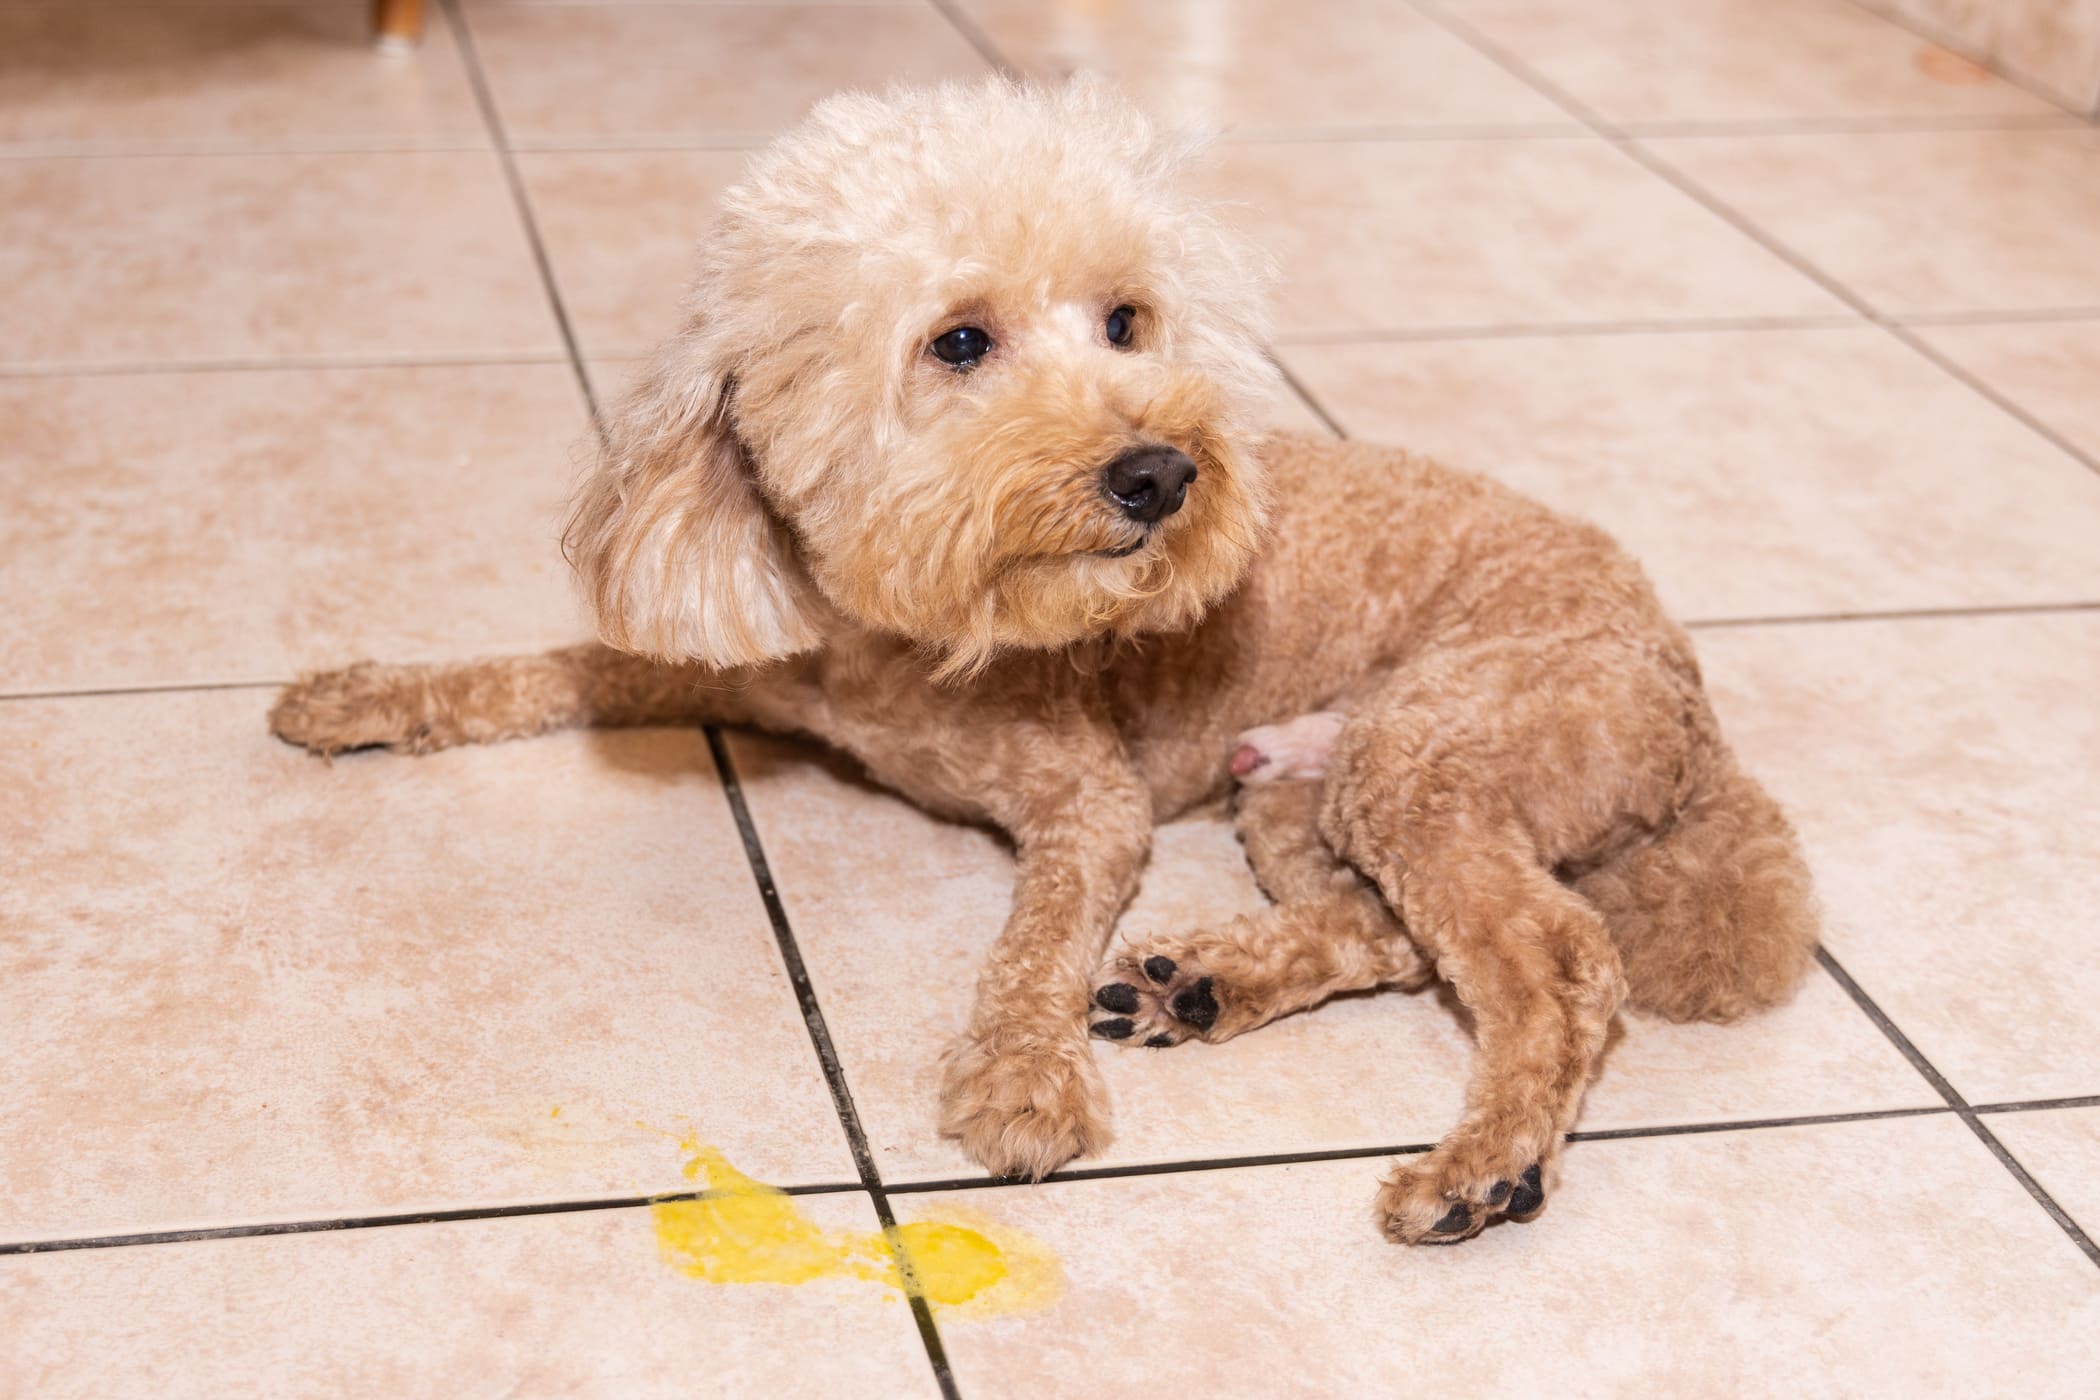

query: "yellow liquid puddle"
xmin=651 ymin=1141 xmax=1060 ymax=1319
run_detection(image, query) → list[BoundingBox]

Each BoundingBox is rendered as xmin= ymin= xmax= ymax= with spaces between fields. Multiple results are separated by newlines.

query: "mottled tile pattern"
xmin=1658 ymin=128 xmax=2100 ymax=313
xmin=0 ymin=364 xmax=588 ymax=693
xmin=8 ymin=0 xmax=2100 ymax=1393
xmin=0 ymin=693 xmax=856 ymax=1242
xmin=1450 ymin=0 xmax=2061 ymax=124
xmin=1281 ymin=328 xmax=2100 ymax=620
xmin=1196 ymin=140 xmax=1844 ymax=336
xmin=960 ymin=0 xmax=1575 ymax=133
xmin=0 ymin=151 xmax=559 ymax=369
xmin=2 ymin=1198 xmax=937 ymax=1400
xmin=0 ymin=3 xmax=486 ymax=154
xmin=1912 ymin=317 xmax=2100 ymax=463
xmin=1702 ymin=614 xmax=2100 ymax=1104
xmin=907 ymin=1117 xmax=2100 ymax=1395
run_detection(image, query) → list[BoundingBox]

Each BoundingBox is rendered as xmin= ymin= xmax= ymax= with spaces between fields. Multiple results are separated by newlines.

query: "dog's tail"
xmin=1573 ymin=758 xmax=1819 ymax=1023
xmin=267 ymin=643 xmax=730 ymax=757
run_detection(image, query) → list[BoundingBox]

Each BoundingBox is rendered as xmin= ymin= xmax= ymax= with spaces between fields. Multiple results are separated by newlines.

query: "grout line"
xmin=441 ymin=0 xmax=601 ymax=426
xmin=1621 ymin=112 xmax=2083 ymax=137
xmin=1838 ymin=0 xmax=2100 ymax=123
xmin=1683 ymin=600 xmax=2100 ymax=632
xmin=1267 ymin=352 xmax=1349 ymax=438
xmin=1815 ymin=949 xmax=2100 ymax=1268
xmin=0 ymin=678 xmax=285 ymax=704
xmin=0 ymin=1182 xmax=865 ymax=1258
xmin=1397 ymin=0 xmax=2100 ymax=483
xmin=702 ymin=729 xmax=961 ymax=1400
xmin=923 ymin=0 xmax=1018 ymax=76
xmin=1899 ymin=306 xmax=2100 ymax=326
xmin=1975 ymin=1095 xmax=2100 ymax=1115
xmin=10 ymin=600 xmax=2096 ymax=707
xmin=19 ymin=1098 xmax=2087 ymax=1259
xmin=1272 ymin=314 xmax=1864 ymax=346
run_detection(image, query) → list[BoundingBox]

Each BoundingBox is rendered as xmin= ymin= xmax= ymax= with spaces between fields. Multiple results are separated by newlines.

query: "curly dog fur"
xmin=270 ymin=78 xmax=1818 ymax=1244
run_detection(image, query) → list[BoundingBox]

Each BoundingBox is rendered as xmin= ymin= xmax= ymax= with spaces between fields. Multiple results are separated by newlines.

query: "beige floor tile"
xmin=465 ymin=2 xmax=989 ymax=147
xmin=1987 ymin=1107 xmax=2100 ymax=1237
xmin=958 ymin=0 xmax=1574 ymax=134
xmin=1195 ymin=140 xmax=1843 ymax=337
xmin=1447 ymin=0 xmax=2061 ymax=125
xmin=1657 ymin=127 xmax=2100 ymax=314
xmin=0 ymin=2 xmax=485 ymax=154
xmin=1280 ymin=328 xmax=2100 ymax=621
xmin=725 ymin=735 xmax=1927 ymax=1182
xmin=2 ymin=1198 xmax=938 ymax=1400
xmin=1701 ymin=613 xmax=2100 ymax=1104
xmin=0 ymin=365 xmax=590 ymax=695
xmin=1913 ymin=317 xmax=2100 ymax=464
xmin=904 ymin=1116 xmax=2100 ymax=1396
xmin=0 ymin=151 xmax=559 ymax=369
xmin=0 ymin=691 xmax=855 ymax=1243
xmin=521 ymin=150 xmax=751 ymax=358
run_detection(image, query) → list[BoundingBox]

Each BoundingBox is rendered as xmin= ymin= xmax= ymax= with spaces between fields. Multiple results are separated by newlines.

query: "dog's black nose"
xmin=1101 ymin=446 xmax=1197 ymax=524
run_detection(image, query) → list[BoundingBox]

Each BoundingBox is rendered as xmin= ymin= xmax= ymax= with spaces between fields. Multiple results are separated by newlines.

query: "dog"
xmin=269 ymin=77 xmax=1819 ymax=1245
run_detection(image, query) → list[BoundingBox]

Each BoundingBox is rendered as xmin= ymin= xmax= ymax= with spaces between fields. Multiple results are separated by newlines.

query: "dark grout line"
xmin=702 ymin=729 xmax=961 ymax=1400
xmin=1900 ymin=306 xmax=2100 ymax=326
xmin=1272 ymin=314 xmax=1863 ymax=346
xmin=1267 ymin=352 xmax=1349 ymax=438
xmin=1815 ymin=949 xmax=2100 ymax=1268
xmin=1683 ymin=600 xmax=2100 ymax=632
xmin=441 ymin=0 xmax=601 ymax=427
xmin=1974 ymin=1095 xmax=2100 ymax=1115
xmin=0 ymin=678 xmax=285 ymax=704
xmin=1837 ymin=0 xmax=2100 ymax=123
xmin=0 ymin=1181 xmax=865 ymax=1258
xmin=1399 ymin=0 xmax=2100 ymax=490
xmin=924 ymin=0 xmax=1018 ymax=77
xmin=19 ymin=1097 xmax=2088 ymax=1260
xmin=883 ymin=1106 xmax=1960 ymax=1195
xmin=1622 ymin=112 xmax=2084 ymax=138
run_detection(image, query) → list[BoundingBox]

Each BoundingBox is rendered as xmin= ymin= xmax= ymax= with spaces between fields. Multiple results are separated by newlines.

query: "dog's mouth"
xmin=1094 ymin=532 xmax=1152 ymax=559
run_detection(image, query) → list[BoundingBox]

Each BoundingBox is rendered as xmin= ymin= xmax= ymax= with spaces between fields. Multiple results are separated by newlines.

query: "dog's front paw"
xmin=1375 ymin=1144 xmax=1551 ymax=1246
xmin=269 ymin=661 xmax=433 ymax=756
xmin=938 ymin=1026 xmax=1109 ymax=1180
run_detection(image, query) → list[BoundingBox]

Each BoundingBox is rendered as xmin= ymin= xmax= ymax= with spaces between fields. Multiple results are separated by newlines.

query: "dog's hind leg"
xmin=1090 ymin=778 xmax=1427 ymax=1047
xmin=269 ymin=643 xmax=793 ymax=756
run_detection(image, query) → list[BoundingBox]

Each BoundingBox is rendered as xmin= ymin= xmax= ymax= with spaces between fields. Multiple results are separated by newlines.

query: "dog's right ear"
xmin=563 ymin=335 xmax=827 ymax=668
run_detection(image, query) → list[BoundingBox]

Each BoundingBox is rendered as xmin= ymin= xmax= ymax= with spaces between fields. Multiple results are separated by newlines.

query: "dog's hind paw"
xmin=269 ymin=661 xmax=435 ymax=756
xmin=1375 ymin=1146 xmax=1550 ymax=1246
xmin=1089 ymin=945 xmax=1237 ymax=1048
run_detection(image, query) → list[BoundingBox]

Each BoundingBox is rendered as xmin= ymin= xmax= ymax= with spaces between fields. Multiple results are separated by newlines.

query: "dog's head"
xmin=565 ymin=78 xmax=1277 ymax=676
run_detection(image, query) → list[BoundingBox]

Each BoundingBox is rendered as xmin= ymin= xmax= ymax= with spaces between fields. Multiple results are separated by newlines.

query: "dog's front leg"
xmin=937 ymin=767 xmax=1153 ymax=1181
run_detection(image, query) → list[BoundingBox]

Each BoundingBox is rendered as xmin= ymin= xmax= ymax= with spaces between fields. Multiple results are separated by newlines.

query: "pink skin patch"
xmin=1229 ymin=711 xmax=1347 ymax=785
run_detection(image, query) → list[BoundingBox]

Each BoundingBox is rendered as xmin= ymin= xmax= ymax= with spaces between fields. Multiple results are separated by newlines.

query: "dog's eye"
xmin=931 ymin=326 xmax=992 ymax=368
xmin=1105 ymin=305 xmax=1136 ymax=347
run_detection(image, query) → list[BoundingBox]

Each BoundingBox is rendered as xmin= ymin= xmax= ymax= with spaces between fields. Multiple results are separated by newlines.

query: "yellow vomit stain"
xmin=650 ymin=1139 xmax=1060 ymax=1319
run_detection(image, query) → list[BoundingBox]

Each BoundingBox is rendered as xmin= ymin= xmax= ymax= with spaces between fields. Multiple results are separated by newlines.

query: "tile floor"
xmin=3 ymin=1 xmax=2098 ymax=1395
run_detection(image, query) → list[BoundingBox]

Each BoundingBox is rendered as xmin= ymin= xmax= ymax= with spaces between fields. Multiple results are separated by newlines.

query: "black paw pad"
xmin=1486 ymin=1179 xmax=1512 ymax=1206
xmin=1089 ymin=1018 xmax=1135 ymax=1040
xmin=1142 ymin=955 xmax=1177 ymax=984
xmin=1094 ymin=983 xmax=1140 ymax=1015
xmin=1144 ymin=1034 xmax=1174 ymax=1048
xmin=1170 ymin=976 xmax=1219 ymax=1029
xmin=1506 ymin=1163 xmax=1545 ymax=1217
xmin=1431 ymin=1203 xmax=1473 ymax=1234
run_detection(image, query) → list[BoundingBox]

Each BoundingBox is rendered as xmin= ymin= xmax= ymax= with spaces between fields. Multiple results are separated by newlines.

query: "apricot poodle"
xmin=270 ymin=78 xmax=1819 ymax=1245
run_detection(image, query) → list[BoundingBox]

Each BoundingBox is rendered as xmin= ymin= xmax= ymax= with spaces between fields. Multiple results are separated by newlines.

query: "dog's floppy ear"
xmin=563 ymin=333 xmax=827 ymax=667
